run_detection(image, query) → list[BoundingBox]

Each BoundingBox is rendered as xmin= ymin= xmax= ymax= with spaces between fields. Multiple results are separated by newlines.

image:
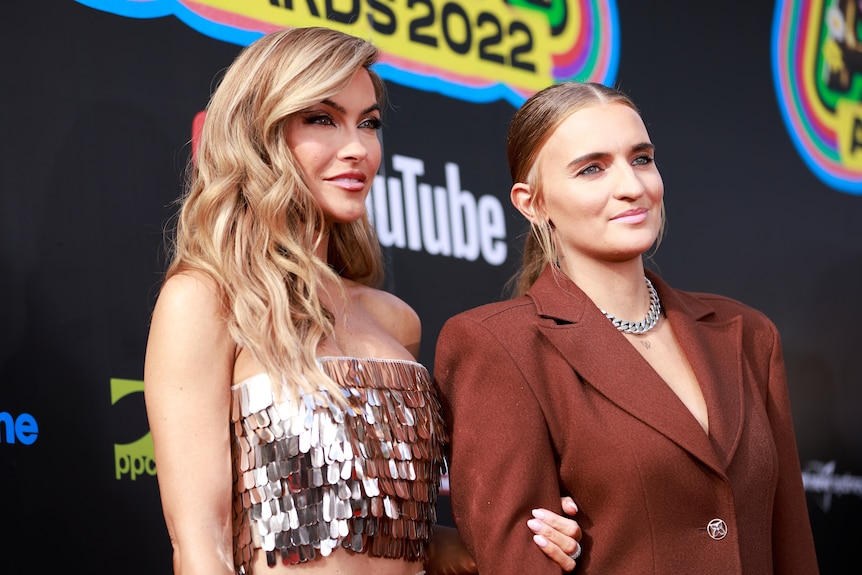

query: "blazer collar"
xmin=527 ymin=267 xmax=744 ymax=474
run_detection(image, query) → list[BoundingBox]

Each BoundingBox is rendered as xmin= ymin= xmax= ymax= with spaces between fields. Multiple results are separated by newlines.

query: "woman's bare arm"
xmin=144 ymin=272 xmax=237 ymax=575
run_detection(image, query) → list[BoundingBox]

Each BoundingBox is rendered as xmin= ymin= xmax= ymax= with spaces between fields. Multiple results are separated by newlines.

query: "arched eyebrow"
xmin=567 ymin=151 xmax=607 ymax=169
xmin=320 ymin=99 xmax=380 ymax=116
xmin=632 ymin=142 xmax=655 ymax=154
xmin=566 ymin=142 xmax=655 ymax=169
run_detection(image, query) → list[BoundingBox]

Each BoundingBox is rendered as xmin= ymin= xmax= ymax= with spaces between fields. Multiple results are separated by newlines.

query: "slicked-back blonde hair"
xmin=167 ymin=26 xmax=386 ymax=401
xmin=505 ymin=81 xmax=664 ymax=297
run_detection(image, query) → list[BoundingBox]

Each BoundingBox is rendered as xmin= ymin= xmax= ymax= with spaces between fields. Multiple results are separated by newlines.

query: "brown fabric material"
xmin=434 ymin=267 xmax=818 ymax=575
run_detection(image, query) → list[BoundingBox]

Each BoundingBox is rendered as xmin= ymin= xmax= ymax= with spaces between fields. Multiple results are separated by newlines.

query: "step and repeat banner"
xmin=1 ymin=1 xmax=860 ymax=573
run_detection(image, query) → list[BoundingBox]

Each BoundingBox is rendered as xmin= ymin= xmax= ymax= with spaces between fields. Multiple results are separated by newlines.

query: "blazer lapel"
xmin=528 ymin=268 xmax=743 ymax=476
xmin=657 ymin=275 xmax=745 ymax=470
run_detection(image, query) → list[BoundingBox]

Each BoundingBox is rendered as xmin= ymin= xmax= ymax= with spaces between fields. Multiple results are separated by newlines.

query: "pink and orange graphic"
xmin=77 ymin=0 xmax=619 ymax=106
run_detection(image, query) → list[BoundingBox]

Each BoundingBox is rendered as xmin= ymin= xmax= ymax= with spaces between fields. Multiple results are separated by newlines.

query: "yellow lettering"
xmin=836 ymin=100 xmax=862 ymax=169
xmin=193 ymin=0 xmax=571 ymax=91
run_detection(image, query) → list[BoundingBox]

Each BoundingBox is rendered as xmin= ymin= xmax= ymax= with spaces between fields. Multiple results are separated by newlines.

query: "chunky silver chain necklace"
xmin=601 ymin=277 xmax=662 ymax=334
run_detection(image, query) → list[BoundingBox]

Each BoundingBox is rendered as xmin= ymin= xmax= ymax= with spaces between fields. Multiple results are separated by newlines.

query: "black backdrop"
xmin=1 ymin=2 xmax=860 ymax=573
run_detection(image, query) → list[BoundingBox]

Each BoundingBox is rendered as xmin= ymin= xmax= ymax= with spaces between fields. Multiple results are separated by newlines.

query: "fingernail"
xmin=533 ymin=534 xmax=549 ymax=548
xmin=531 ymin=509 xmax=546 ymax=519
xmin=527 ymin=518 xmax=542 ymax=532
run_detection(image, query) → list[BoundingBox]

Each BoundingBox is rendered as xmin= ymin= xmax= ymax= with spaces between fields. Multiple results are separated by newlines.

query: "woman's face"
xmin=529 ymin=102 xmax=664 ymax=270
xmin=285 ymin=68 xmax=382 ymax=224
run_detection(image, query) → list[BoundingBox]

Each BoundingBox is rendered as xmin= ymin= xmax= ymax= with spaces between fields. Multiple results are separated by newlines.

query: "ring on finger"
xmin=569 ymin=543 xmax=582 ymax=561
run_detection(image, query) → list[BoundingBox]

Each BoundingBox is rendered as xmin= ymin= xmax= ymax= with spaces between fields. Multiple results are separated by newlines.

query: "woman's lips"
xmin=612 ymin=207 xmax=648 ymax=224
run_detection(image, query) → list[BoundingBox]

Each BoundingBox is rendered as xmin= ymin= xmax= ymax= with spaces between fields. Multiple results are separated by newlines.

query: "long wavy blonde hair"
xmin=505 ymin=81 xmax=665 ymax=297
xmin=166 ymin=27 xmax=386 ymax=400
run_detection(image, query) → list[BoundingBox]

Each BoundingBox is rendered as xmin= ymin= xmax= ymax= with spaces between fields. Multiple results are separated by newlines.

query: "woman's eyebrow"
xmin=566 ymin=142 xmax=655 ymax=168
xmin=567 ymin=151 xmax=607 ymax=169
xmin=320 ymin=99 xmax=380 ymax=116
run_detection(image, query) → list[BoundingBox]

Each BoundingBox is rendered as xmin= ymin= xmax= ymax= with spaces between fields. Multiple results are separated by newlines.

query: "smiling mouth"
xmin=612 ymin=209 xmax=648 ymax=224
xmin=328 ymin=170 xmax=367 ymax=182
xmin=326 ymin=175 xmax=368 ymax=192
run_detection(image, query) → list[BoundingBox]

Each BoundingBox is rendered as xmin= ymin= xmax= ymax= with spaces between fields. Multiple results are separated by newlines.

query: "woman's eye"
xmin=304 ymin=113 xmax=334 ymax=126
xmin=360 ymin=116 xmax=382 ymax=130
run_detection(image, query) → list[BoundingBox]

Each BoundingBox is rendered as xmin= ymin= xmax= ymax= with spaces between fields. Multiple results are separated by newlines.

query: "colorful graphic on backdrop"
xmin=111 ymin=378 xmax=156 ymax=481
xmin=76 ymin=0 xmax=619 ymax=106
xmin=772 ymin=0 xmax=862 ymax=194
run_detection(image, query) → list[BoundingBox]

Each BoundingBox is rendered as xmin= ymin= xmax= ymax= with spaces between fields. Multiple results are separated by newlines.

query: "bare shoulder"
xmin=147 ymin=270 xmax=233 ymax=369
xmin=150 ymin=271 xmax=234 ymax=347
xmin=349 ymin=282 xmax=422 ymax=355
xmin=145 ymin=270 xmax=235 ymax=396
xmin=155 ymin=270 xmax=221 ymax=317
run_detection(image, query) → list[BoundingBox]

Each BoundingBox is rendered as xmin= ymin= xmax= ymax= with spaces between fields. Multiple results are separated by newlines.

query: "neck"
xmin=560 ymin=258 xmax=649 ymax=320
xmin=601 ymin=276 xmax=661 ymax=334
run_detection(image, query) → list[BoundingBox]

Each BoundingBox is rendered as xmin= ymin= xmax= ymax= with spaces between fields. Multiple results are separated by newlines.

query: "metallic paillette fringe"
xmin=230 ymin=357 xmax=446 ymax=574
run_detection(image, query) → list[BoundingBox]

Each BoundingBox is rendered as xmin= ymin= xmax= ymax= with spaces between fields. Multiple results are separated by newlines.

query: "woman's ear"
xmin=511 ymin=182 xmax=541 ymax=224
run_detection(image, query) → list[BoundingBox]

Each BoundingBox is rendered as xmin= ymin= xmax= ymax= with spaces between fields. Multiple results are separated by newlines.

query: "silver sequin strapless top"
xmin=230 ymin=357 xmax=446 ymax=573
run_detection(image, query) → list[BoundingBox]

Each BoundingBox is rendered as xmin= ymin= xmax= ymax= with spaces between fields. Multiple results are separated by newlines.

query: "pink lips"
xmin=611 ymin=207 xmax=648 ymax=225
xmin=326 ymin=171 xmax=367 ymax=192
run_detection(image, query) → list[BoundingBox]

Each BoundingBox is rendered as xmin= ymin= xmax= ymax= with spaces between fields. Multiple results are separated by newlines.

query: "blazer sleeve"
xmin=763 ymin=321 xmax=820 ymax=574
xmin=434 ymin=313 xmax=567 ymax=575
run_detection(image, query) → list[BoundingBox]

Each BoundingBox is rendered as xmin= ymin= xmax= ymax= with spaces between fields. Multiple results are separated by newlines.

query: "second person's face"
xmin=285 ymin=68 xmax=382 ymax=224
xmin=534 ymin=102 xmax=664 ymax=271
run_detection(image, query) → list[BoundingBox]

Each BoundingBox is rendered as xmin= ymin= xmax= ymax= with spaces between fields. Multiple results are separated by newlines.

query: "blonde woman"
xmin=144 ymin=26 xmax=580 ymax=575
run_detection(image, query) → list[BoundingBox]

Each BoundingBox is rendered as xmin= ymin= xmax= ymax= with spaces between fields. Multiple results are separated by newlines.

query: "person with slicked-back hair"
xmin=144 ymin=26 xmax=581 ymax=575
xmin=435 ymin=81 xmax=819 ymax=574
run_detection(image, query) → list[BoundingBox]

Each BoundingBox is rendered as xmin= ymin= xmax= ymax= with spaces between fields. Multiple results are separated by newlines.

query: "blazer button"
xmin=707 ymin=518 xmax=728 ymax=540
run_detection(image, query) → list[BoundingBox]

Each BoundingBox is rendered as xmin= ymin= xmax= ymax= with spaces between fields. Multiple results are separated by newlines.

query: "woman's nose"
xmin=613 ymin=164 xmax=647 ymax=199
xmin=338 ymin=129 xmax=371 ymax=161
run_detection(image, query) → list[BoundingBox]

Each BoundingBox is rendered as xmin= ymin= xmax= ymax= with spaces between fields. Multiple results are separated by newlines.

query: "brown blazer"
xmin=434 ymin=267 xmax=819 ymax=575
